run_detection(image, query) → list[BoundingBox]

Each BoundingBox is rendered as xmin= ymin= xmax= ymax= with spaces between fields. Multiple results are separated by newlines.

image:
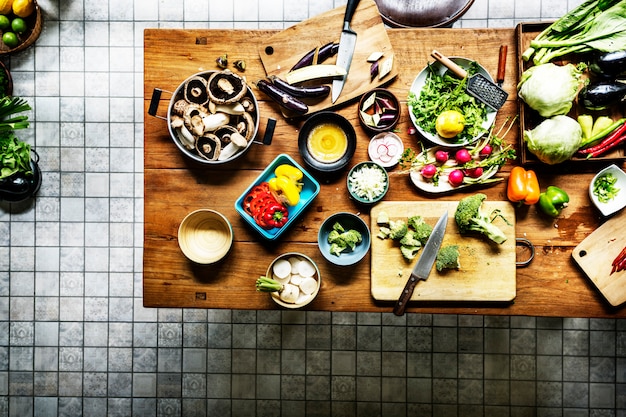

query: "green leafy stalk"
xmin=255 ymin=276 xmax=283 ymax=292
xmin=0 ymin=96 xmax=31 ymax=131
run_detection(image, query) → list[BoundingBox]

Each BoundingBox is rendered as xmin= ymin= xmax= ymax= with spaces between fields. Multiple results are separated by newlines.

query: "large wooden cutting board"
xmin=370 ymin=201 xmax=517 ymax=302
xmin=572 ymin=209 xmax=626 ymax=307
xmin=257 ymin=0 xmax=397 ymax=115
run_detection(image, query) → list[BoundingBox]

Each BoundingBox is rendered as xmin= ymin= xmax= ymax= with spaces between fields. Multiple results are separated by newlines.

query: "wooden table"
xmin=143 ymin=27 xmax=626 ymax=318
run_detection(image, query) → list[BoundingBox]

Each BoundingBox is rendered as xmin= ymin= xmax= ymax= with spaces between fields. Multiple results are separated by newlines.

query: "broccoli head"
xmin=327 ymin=222 xmax=363 ymax=256
xmin=400 ymin=244 xmax=421 ymax=260
xmin=407 ymin=215 xmax=433 ymax=245
xmin=399 ymin=230 xmax=420 ymax=247
xmin=454 ymin=193 xmax=508 ymax=245
xmin=388 ymin=219 xmax=408 ymax=240
xmin=436 ymin=245 xmax=461 ymax=271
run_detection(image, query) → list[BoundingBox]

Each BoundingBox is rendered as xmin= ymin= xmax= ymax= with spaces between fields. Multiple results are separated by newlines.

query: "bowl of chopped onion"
xmin=256 ymin=252 xmax=321 ymax=309
xmin=346 ymin=161 xmax=389 ymax=205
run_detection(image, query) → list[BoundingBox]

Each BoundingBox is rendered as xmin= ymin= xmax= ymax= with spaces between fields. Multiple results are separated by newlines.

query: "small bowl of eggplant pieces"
xmin=358 ymin=88 xmax=401 ymax=134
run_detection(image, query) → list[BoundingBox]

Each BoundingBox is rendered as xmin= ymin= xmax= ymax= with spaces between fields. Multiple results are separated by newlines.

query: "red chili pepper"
xmin=262 ymin=203 xmax=289 ymax=228
xmin=578 ymin=120 xmax=626 ymax=158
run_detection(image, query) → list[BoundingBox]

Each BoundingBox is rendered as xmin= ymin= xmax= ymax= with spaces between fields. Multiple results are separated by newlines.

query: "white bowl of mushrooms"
xmin=167 ymin=69 xmax=259 ymax=164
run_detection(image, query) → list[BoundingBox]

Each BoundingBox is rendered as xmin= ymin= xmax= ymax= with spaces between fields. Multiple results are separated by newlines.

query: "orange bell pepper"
xmin=507 ymin=166 xmax=540 ymax=205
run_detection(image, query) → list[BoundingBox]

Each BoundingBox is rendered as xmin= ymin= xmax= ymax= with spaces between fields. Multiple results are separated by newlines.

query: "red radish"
xmin=465 ymin=167 xmax=483 ymax=178
xmin=407 ymin=127 xmax=417 ymax=135
xmin=448 ymin=169 xmax=465 ymax=186
xmin=421 ymin=164 xmax=437 ymax=179
xmin=455 ymin=149 xmax=472 ymax=164
xmin=479 ymin=144 xmax=492 ymax=157
xmin=435 ymin=150 xmax=449 ymax=163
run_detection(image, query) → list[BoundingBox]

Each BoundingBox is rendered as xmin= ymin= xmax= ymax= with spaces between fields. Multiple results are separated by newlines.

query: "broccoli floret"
xmin=454 ymin=193 xmax=508 ymax=245
xmin=400 ymin=244 xmax=421 ymax=260
xmin=407 ymin=215 xmax=433 ymax=245
xmin=388 ymin=219 xmax=408 ymax=240
xmin=436 ymin=245 xmax=461 ymax=271
xmin=327 ymin=222 xmax=363 ymax=256
xmin=399 ymin=230 xmax=420 ymax=247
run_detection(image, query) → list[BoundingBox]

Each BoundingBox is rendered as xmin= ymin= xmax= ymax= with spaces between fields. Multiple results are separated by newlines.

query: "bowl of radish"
xmin=368 ymin=132 xmax=404 ymax=168
xmin=256 ymin=253 xmax=321 ymax=309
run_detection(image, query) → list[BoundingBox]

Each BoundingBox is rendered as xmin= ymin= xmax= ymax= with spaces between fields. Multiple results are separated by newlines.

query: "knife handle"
xmin=431 ymin=50 xmax=467 ymax=79
xmin=344 ymin=0 xmax=360 ymax=25
xmin=393 ymin=275 xmax=419 ymax=316
xmin=497 ymin=45 xmax=507 ymax=85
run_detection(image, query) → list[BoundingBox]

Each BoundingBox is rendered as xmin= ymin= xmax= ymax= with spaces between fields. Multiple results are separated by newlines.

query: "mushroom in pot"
xmin=183 ymin=76 xmax=210 ymax=106
xmin=196 ymin=134 xmax=221 ymax=161
xmin=207 ymin=70 xmax=247 ymax=104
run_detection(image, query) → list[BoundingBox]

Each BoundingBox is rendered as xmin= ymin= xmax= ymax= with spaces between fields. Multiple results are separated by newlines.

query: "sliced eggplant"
xmin=579 ymin=80 xmax=626 ymax=111
xmin=267 ymin=75 xmax=330 ymax=99
xmin=589 ymin=50 xmax=626 ymax=78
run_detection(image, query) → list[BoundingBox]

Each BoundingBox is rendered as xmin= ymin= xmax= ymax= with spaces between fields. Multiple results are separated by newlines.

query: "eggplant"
xmin=267 ymin=75 xmax=330 ymax=99
xmin=589 ymin=50 xmax=626 ymax=78
xmin=579 ymin=80 xmax=626 ymax=111
xmin=255 ymin=79 xmax=308 ymax=115
xmin=290 ymin=42 xmax=340 ymax=71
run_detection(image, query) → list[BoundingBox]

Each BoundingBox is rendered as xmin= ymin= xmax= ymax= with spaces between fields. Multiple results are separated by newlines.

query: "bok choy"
xmin=523 ymin=0 xmax=626 ymax=64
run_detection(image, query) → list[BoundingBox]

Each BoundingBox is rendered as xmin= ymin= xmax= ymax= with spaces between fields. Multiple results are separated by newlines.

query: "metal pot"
xmin=149 ymin=70 xmax=260 ymax=165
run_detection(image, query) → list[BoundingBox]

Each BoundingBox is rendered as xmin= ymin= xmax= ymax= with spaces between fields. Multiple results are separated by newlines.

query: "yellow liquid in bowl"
xmin=307 ymin=123 xmax=348 ymax=164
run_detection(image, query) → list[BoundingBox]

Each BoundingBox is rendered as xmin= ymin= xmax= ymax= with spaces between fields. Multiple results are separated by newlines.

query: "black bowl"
xmin=0 ymin=157 xmax=42 ymax=202
xmin=298 ymin=111 xmax=356 ymax=177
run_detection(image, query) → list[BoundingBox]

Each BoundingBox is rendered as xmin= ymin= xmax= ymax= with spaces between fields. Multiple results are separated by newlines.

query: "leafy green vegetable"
xmin=523 ymin=0 xmax=626 ymax=64
xmin=1 ymin=132 xmax=32 ymax=179
xmin=524 ymin=115 xmax=583 ymax=165
xmin=0 ymin=96 xmax=31 ymax=131
xmin=517 ymin=63 xmax=583 ymax=118
xmin=408 ymin=61 xmax=489 ymax=143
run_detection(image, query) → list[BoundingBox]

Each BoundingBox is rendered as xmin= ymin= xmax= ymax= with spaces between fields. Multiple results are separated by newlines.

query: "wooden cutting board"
xmin=572 ymin=209 xmax=626 ymax=307
xmin=370 ymin=201 xmax=517 ymax=302
xmin=257 ymin=0 xmax=397 ymax=115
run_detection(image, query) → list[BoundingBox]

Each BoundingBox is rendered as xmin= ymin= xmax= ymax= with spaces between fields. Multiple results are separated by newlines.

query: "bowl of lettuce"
xmin=408 ymin=57 xmax=497 ymax=147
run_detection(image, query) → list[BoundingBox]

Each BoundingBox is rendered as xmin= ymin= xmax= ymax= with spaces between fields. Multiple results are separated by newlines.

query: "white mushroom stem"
xmin=175 ymin=125 xmax=195 ymax=150
xmin=210 ymin=102 xmax=246 ymax=115
xmin=202 ymin=113 xmax=230 ymax=132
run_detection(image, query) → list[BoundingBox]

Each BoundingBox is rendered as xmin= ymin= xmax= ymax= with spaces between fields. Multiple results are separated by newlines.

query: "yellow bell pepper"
xmin=268 ymin=175 xmax=300 ymax=206
xmin=274 ymin=164 xmax=303 ymax=182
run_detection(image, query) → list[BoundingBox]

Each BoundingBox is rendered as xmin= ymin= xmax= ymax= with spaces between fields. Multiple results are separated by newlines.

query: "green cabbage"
xmin=524 ymin=115 xmax=582 ymax=165
xmin=517 ymin=63 xmax=583 ymax=118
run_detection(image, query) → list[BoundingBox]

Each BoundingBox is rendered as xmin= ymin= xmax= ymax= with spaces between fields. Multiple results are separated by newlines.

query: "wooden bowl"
xmin=178 ymin=209 xmax=233 ymax=264
xmin=265 ymin=253 xmax=321 ymax=309
xmin=0 ymin=3 xmax=43 ymax=56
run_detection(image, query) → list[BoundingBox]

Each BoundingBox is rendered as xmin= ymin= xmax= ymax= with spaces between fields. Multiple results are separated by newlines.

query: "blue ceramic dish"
xmin=235 ymin=154 xmax=320 ymax=240
xmin=318 ymin=212 xmax=371 ymax=267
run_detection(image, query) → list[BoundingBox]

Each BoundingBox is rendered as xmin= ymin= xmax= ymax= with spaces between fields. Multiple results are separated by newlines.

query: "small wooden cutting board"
xmin=572 ymin=209 xmax=626 ymax=307
xmin=257 ymin=0 xmax=397 ymax=115
xmin=370 ymin=201 xmax=517 ymax=302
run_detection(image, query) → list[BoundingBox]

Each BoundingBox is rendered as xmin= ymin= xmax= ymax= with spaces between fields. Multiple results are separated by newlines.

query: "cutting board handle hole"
xmin=265 ymin=46 xmax=274 ymax=55
xmin=578 ymin=250 xmax=587 ymax=257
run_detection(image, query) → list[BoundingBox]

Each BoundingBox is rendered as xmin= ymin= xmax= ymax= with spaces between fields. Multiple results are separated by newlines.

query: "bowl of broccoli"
xmin=317 ymin=212 xmax=371 ymax=267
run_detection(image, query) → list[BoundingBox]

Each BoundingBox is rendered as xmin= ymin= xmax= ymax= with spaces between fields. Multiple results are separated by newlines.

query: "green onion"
xmin=593 ymin=173 xmax=620 ymax=203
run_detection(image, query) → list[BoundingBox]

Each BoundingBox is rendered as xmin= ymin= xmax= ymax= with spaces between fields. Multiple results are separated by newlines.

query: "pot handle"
xmin=253 ymin=117 xmax=276 ymax=146
xmin=515 ymin=237 xmax=535 ymax=268
xmin=148 ymin=88 xmax=173 ymax=120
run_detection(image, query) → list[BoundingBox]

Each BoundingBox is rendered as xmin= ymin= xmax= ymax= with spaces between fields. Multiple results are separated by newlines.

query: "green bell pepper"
xmin=538 ymin=186 xmax=569 ymax=217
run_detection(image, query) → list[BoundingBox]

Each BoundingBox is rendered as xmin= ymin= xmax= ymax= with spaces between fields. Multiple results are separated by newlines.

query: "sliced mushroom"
xmin=175 ymin=125 xmax=196 ymax=150
xmin=184 ymin=76 xmax=209 ymax=106
xmin=236 ymin=112 xmax=255 ymax=141
xmin=172 ymin=99 xmax=189 ymax=116
xmin=240 ymin=97 xmax=255 ymax=113
xmin=190 ymin=115 xmax=205 ymax=137
xmin=196 ymin=134 xmax=221 ymax=161
xmin=202 ymin=112 xmax=230 ymax=132
xmin=207 ymin=70 xmax=247 ymax=104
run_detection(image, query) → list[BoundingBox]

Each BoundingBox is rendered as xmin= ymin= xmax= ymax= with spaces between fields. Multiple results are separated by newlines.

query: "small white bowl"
xmin=265 ymin=253 xmax=321 ymax=309
xmin=178 ymin=209 xmax=233 ymax=264
xmin=589 ymin=164 xmax=626 ymax=217
xmin=368 ymin=132 xmax=404 ymax=168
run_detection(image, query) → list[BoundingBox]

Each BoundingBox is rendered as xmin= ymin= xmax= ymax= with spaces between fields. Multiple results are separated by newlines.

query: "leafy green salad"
xmin=408 ymin=61 xmax=489 ymax=143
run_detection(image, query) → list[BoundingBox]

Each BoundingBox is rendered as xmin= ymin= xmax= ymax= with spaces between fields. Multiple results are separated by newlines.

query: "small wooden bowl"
xmin=178 ymin=209 xmax=233 ymax=264
xmin=0 ymin=3 xmax=43 ymax=56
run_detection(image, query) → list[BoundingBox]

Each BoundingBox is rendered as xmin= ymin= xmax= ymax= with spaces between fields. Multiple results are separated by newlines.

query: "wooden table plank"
xmin=144 ymin=28 xmax=626 ymax=317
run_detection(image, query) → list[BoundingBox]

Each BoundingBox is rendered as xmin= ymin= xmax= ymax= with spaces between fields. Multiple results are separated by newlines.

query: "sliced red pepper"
xmin=262 ymin=203 xmax=289 ymax=228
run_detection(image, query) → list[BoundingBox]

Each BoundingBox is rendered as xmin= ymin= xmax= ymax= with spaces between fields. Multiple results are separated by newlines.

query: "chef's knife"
xmin=393 ymin=211 xmax=448 ymax=316
xmin=331 ymin=0 xmax=361 ymax=103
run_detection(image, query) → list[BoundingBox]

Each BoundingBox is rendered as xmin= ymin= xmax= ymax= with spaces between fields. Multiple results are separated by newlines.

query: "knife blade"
xmin=393 ymin=211 xmax=448 ymax=316
xmin=331 ymin=0 xmax=361 ymax=103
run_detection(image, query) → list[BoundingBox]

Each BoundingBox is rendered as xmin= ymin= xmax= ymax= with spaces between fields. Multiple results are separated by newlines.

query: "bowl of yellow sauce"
xmin=298 ymin=112 xmax=356 ymax=176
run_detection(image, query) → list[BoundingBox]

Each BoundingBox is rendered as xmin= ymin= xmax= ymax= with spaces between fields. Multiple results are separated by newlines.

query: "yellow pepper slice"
xmin=268 ymin=176 xmax=300 ymax=206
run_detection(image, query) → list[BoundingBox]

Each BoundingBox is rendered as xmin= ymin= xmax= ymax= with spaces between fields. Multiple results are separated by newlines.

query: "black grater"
xmin=431 ymin=50 xmax=508 ymax=111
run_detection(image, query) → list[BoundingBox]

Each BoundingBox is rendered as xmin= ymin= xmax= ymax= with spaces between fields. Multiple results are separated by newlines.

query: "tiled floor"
xmin=1 ymin=0 xmax=625 ymax=416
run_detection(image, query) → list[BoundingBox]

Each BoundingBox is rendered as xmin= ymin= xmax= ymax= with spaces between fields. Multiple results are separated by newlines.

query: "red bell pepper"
xmin=262 ymin=203 xmax=289 ymax=228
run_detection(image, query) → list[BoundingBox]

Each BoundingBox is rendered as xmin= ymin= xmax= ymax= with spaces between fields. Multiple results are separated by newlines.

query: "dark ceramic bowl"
xmin=298 ymin=111 xmax=356 ymax=177
xmin=0 ymin=154 xmax=42 ymax=202
xmin=358 ymin=88 xmax=401 ymax=134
